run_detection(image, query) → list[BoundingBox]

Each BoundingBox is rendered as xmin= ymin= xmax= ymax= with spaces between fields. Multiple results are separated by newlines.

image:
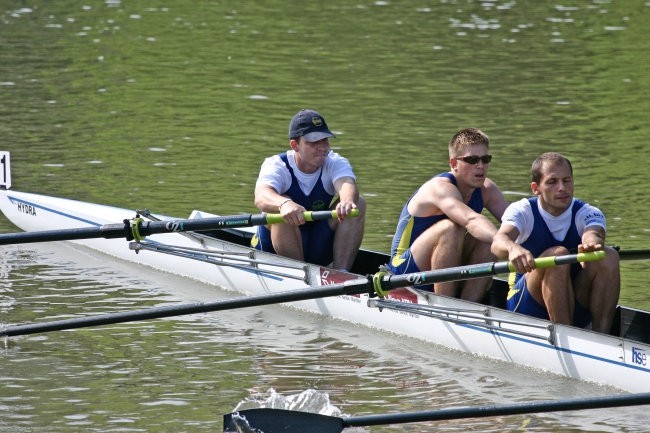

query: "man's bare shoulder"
xmin=408 ymin=175 xmax=458 ymax=216
xmin=416 ymin=175 xmax=455 ymax=197
xmin=425 ymin=174 xmax=454 ymax=188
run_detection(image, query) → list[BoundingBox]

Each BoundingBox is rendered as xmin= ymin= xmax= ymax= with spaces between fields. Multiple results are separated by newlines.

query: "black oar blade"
xmin=223 ymin=409 xmax=343 ymax=433
xmin=224 ymin=393 xmax=650 ymax=432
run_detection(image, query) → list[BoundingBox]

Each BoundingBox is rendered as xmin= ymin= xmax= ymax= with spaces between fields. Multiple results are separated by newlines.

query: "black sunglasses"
xmin=457 ymin=154 xmax=492 ymax=164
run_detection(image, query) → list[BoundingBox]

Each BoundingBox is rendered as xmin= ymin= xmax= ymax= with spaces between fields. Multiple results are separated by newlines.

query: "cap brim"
xmin=302 ymin=131 xmax=335 ymax=141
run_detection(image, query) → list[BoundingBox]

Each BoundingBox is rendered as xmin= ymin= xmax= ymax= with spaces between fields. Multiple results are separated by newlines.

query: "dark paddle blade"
xmin=225 ymin=392 xmax=650 ymax=433
xmin=223 ymin=409 xmax=342 ymax=433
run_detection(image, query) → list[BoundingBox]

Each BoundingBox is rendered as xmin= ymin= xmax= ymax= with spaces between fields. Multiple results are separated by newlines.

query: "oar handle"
xmin=507 ymin=250 xmax=606 ymax=272
xmin=264 ymin=208 xmax=359 ymax=225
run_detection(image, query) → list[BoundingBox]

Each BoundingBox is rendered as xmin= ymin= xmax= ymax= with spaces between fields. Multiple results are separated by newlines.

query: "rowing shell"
xmin=0 ymin=188 xmax=649 ymax=392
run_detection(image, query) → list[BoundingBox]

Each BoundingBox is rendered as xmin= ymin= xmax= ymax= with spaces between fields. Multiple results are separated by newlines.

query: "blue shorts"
xmin=251 ymin=220 xmax=335 ymax=267
xmin=386 ymin=248 xmax=433 ymax=291
xmin=507 ymin=274 xmax=592 ymax=328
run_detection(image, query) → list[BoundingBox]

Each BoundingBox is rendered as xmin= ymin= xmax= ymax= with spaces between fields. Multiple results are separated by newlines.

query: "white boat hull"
xmin=1 ymin=189 xmax=649 ymax=393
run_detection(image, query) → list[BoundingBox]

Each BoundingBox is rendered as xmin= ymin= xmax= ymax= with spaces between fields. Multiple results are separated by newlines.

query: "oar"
xmin=223 ymin=392 xmax=650 ymax=433
xmin=0 ymin=209 xmax=358 ymax=245
xmin=618 ymin=249 xmax=650 ymax=261
xmin=0 ymin=251 xmax=603 ymax=337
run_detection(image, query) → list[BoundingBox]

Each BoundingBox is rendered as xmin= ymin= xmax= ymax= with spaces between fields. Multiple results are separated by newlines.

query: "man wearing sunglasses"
xmin=491 ymin=152 xmax=620 ymax=333
xmin=387 ymin=127 xmax=508 ymax=302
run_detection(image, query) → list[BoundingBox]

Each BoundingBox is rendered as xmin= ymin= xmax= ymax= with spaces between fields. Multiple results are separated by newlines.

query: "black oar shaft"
xmin=0 ymin=216 xmax=262 ymax=245
xmin=0 ymin=223 xmax=129 ymax=244
xmin=375 ymin=251 xmax=602 ymax=294
xmin=1 ymin=252 xmax=600 ymax=337
xmin=0 ymin=210 xmax=344 ymax=245
xmin=0 ymin=277 xmax=373 ymax=337
xmin=618 ymin=249 xmax=650 ymax=261
xmin=379 ymin=261 xmax=500 ymax=291
xmin=343 ymin=392 xmax=650 ymax=427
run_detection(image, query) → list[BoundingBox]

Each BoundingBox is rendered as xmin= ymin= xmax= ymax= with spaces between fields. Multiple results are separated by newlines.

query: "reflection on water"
xmin=2 ymin=1 xmax=650 ymax=432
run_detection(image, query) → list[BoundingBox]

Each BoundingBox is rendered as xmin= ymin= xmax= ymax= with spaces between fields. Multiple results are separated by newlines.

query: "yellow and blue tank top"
xmin=389 ymin=172 xmax=484 ymax=258
xmin=510 ymin=197 xmax=585 ymax=286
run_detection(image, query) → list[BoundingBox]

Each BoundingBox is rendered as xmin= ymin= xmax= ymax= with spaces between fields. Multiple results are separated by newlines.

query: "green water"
xmin=2 ymin=1 xmax=650 ymax=431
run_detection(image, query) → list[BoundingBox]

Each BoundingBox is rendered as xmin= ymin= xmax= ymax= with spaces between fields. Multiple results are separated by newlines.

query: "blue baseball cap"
xmin=288 ymin=109 xmax=335 ymax=141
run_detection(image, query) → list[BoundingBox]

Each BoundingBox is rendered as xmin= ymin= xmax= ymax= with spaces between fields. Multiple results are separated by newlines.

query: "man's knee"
xmin=270 ymin=223 xmax=302 ymax=245
xmin=596 ymin=246 xmax=620 ymax=277
xmin=356 ymin=195 xmax=367 ymax=216
xmin=435 ymin=219 xmax=465 ymax=242
xmin=541 ymin=245 xmax=570 ymax=257
xmin=465 ymin=237 xmax=494 ymax=261
xmin=603 ymin=246 xmax=620 ymax=266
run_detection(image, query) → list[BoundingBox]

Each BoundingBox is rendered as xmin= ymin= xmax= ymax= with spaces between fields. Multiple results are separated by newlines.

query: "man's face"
xmin=452 ymin=143 xmax=491 ymax=188
xmin=532 ymin=160 xmax=574 ymax=216
xmin=292 ymin=137 xmax=330 ymax=173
